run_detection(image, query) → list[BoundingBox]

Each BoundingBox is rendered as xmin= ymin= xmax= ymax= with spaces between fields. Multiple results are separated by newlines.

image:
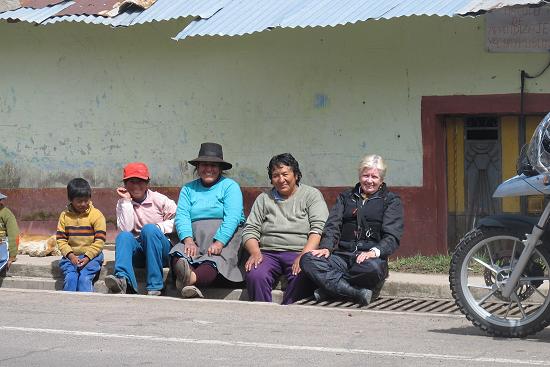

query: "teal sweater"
xmin=175 ymin=176 xmax=245 ymax=245
xmin=242 ymin=184 xmax=329 ymax=252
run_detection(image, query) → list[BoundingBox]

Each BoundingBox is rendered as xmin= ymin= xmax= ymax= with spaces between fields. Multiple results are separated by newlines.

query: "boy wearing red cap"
xmin=104 ymin=162 xmax=177 ymax=295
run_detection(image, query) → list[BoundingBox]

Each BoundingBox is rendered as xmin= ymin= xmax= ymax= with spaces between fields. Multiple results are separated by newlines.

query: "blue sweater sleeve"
xmin=213 ymin=179 xmax=244 ymax=245
xmin=175 ymin=185 xmax=193 ymax=241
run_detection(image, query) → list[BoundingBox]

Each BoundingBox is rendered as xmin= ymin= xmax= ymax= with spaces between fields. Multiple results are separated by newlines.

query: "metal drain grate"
xmin=294 ymin=296 xmax=461 ymax=314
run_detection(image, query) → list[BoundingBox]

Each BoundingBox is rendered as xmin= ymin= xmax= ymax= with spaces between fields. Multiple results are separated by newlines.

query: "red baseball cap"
xmin=123 ymin=162 xmax=150 ymax=180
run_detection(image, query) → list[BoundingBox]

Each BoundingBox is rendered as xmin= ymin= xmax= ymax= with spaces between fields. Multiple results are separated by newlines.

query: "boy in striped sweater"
xmin=56 ymin=178 xmax=106 ymax=292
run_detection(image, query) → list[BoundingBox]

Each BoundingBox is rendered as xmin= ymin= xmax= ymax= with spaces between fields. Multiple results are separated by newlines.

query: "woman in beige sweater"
xmin=242 ymin=153 xmax=329 ymax=304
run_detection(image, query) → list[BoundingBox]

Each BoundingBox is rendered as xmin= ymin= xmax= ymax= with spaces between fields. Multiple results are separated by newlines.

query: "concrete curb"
xmin=0 ymin=253 xmax=452 ymax=302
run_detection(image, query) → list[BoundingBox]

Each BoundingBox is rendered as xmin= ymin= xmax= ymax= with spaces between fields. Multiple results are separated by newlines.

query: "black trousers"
xmin=300 ymin=251 xmax=387 ymax=292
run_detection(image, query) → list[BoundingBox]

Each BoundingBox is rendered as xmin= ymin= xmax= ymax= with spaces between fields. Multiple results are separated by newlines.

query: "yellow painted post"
xmin=501 ymin=116 xmax=520 ymax=213
xmin=446 ymin=118 xmax=464 ymax=213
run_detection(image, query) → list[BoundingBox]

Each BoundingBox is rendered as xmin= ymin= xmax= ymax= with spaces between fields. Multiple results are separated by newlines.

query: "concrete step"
xmin=0 ymin=274 xmax=284 ymax=301
xmin=1 ymin=253 xmax=453 ymax=301
xmin=0 ymin=252 xmax=289 ymax=302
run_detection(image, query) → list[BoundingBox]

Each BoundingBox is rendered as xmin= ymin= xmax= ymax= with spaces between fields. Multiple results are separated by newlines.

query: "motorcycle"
xmin=449 ymin=112 xmax=550 ymax=337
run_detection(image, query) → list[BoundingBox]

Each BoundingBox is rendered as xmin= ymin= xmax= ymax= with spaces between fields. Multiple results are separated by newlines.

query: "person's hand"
xmin=310 ymin=248 xmax=330 ymax=258
xmin=67 ymin=253 xmax=79 ymax=266
xmin=292 ymin=255 xmax=302 ymax=276
xmin=77 ymin=256 xmax=90 ymax=269
xmin=245 ymin=251 xmax=263 ymax=272
xmin=207 ymin=241 xmax=224 ymax=256
xmin=356 ymin=250 xmax=377 ymax=264
xmin=183 ymin=238 xmax=199 ymax=258
xmin=116 ymin=187 xmax=131 ymax=200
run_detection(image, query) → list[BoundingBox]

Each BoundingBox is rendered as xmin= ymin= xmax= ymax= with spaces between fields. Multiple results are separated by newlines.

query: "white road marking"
xmin=1 ymin=325 xmax=548 ymax=365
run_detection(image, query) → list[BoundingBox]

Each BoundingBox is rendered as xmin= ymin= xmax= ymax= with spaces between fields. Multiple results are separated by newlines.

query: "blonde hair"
xmin=358 ymin=154 xmax=387 ymax=179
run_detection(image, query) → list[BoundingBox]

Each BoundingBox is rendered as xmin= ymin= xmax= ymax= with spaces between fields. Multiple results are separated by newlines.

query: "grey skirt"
xmin=169 ymin=219 xmax=244 ymax=282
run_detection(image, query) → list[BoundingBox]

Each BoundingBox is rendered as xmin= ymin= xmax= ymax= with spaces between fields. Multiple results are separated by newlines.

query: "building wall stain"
xmin=0 ymin=162 xmax=21 ymax=188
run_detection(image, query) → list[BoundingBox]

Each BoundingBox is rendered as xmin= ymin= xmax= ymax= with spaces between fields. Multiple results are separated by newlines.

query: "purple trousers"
xmin=246 ymin=250 xmax=315 ymax=304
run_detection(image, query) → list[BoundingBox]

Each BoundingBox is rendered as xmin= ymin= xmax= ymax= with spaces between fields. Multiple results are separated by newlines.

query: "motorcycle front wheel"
xmin=450 ymin=227 xmax=550 ymax=337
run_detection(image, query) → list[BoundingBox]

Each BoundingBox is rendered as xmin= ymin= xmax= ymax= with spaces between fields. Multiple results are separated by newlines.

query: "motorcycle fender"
xmin=477 ymin=214 xmax=537 ymax=235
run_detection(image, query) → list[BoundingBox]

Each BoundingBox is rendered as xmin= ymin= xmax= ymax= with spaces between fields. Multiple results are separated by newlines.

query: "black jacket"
xmin=319 ymin=183 xmax=404 ymax=258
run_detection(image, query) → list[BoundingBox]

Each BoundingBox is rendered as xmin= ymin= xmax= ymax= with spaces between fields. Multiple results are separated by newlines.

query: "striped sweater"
xmin=56 ymin=202 xmax=106 ymax=260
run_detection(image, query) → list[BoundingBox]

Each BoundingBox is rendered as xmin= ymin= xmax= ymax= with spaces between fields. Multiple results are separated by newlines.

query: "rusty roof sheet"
xmin=19 ymin=0 xmax=63 ymax=8
xmin=0 ymin=0 xmax=72 ymax=22
xmin=55 ymin=0 xmax=155 ymax=18
xmin=0 ymin=0 xmax=66 ymax=12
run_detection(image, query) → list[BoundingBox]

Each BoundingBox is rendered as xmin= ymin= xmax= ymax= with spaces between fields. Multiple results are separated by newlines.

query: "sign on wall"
xmin=486 ymin=5 xmax=550 ymax=52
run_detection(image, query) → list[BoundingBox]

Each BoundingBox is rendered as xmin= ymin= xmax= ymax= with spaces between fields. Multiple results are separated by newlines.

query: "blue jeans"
xmin=0 ymin=240 xmax=8 ymax=272
xmin=113 ymin=224 xmax=171 ymax=292
xmin=59 ymin=252 xmax=104 ymax=292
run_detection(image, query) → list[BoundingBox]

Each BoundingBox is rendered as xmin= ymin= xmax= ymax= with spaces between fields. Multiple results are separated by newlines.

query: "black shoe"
xmin=334 ymin=279 xmax=373 ymax=306
xmin=371 ymin=279 xmax=386 ymax=301
xmin=356 ymin=288 xmax=373 ymax=306
xmin=313 ymin=288 xmax=332 ymax=302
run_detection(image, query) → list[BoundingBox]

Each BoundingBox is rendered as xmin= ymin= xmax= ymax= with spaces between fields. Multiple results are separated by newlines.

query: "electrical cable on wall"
xmin=520 ymin=54 xmax=550 ymax=123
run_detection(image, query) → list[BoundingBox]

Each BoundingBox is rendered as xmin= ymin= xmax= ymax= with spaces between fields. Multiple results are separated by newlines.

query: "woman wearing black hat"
xmin=170 ymin=142 xmax=245 ymax=298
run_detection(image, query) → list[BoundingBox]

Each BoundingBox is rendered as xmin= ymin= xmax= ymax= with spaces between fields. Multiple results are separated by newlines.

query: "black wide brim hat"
xmin=189 ymin=142 xmax=232 ymax=170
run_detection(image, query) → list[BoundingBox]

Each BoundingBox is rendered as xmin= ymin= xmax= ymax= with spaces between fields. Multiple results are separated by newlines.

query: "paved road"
xmin=2 ymin=288 xmax=550 ymax=366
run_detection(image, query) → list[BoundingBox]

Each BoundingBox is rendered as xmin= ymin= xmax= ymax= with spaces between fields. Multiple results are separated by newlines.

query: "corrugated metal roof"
xmin=281 ymin=0 xmax=474 ymax=27
xmin=1 ymin=0 xmax=548 ymax=35
xmin=0 ymin=1 xmax=72 ymax=23
xmin=457 ymin=0 xmax=547 ymax=14
xmin=129 ymin=0 xmax=231 ymax=25
xmin=380 ymin=0 xmax=474 ymax=19
xmin=39 ymin=0 xmax=229 ymax=26
xmin=173 ymin=0 xmax=478 ymax=40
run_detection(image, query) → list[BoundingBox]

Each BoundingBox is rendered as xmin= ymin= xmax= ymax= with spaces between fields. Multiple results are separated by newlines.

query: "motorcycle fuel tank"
xmin=493 ymin=174 xmax=550 ymax=197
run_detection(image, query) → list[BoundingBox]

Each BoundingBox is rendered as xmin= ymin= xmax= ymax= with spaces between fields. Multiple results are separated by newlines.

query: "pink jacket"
xmin=116 ymin=190 xmax=176 ymax=235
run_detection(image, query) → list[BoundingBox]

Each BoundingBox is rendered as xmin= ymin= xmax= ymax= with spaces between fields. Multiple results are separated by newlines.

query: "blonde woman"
xmin=300 ymin=154 xmax=404 ymax=305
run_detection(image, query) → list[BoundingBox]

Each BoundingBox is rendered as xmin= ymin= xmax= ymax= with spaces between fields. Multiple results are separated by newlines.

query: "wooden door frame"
xmin=421 ymin=94 xmax=550 ymax=253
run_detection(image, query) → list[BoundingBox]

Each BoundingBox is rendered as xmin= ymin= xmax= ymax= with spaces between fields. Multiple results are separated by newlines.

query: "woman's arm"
xmin=241 ymin=194 xmax=265 ymax=247
xmin=306 ymin=188 xmax=329 ymax=236
xmin=243 ymin=237 xmax=263 ymax=272
xmin=292 ymin=232 xmax=322 ymax=275
xmin=242 ymin=194 xmax=267 ymax=271
xmin=175 ymin=185 xmax=194 ymax=241
xmin=213 ymin=179 xmax=244 ymax=245
xmin=376 ymin=193 xmax=404 ymax=258
xmin=318 ymin=192 xmax=346 ymax=250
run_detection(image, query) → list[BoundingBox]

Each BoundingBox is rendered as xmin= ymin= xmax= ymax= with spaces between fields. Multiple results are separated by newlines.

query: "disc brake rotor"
xmin=483 ymin=255 xmax=543 ymax=301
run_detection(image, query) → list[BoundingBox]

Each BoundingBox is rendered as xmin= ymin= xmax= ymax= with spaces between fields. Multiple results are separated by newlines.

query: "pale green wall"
xmin=1 ymin=15 xmax=549 ymax=188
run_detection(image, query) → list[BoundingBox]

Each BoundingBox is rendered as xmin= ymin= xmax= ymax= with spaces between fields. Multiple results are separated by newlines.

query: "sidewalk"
xmin=0 ymin=249 xmax=452 ymax=302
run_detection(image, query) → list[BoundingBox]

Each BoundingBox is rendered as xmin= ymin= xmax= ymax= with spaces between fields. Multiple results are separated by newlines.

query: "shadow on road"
xmin=429 ymin=326 xmax=550 ymax=341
